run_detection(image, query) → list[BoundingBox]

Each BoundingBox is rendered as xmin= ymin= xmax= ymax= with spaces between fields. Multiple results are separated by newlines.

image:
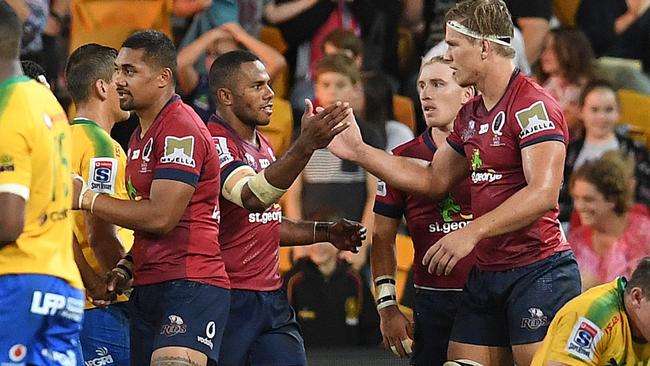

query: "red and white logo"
xmin=9 ymin=344 xmax=26 ymax=362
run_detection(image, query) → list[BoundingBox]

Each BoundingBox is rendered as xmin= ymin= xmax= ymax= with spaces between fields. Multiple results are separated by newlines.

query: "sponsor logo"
xmin=41 ymin=348 xmax=76 ymax=366
xmin=213 ymin=137 xmax=234 ymax=167
xmin=38 ymin=208 xmax=69 ymax=226
xmin=479 ymin=124 xmax=489 ymax=134
xmin=161 ymin=136 xmax=196 ymax=167
xmin=428 ymin=220 xmax=471 ymax=234
xmin=438 ymin=194 xmax=472 ymax=223
xmin=160 ymin=315 xmax=187 ymax=337
xmin=130 ymin=149 xmax=140 ymax=160
xmin=89 ymin=158 xmax=118 ymax=194
xmin=84 ymin=347 xmax=113 ymax=366
xmin=197 ymin=321 xmax=216 ymax=350
xmin=566 ymin=317 xmax=602 ymax=361
xmin=604 ymin=314 xmax=620 ymax=335
xmin=248 ymin=207 xmax=282 ymax=224
xmin=516 ymin=101 xmax=555 ymax=139
xmin=8 ymin=344 xmax=26 ymax=362
xmin=520 ymin=307 xmax=549 ymax=330
xmin=0 ymin=154 xmax=14 ymax=173
xmin=31 ymin=291 xmax=83 ymax=322
xmin=126 ymin=176 xmax=139 ymax=201
xmin=471 ymin=170 xmax=503 ymax=183
xmin=376 ymin=180 xmax=387 ymax=197
xmin=491 ymin=111 xmax=506 ymax=146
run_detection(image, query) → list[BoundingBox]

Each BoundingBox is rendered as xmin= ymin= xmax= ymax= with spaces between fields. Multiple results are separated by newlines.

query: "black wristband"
xmin=374 ymin=277 xmax=396 ymax=286
xmin=376 ymin=295 xmax=397 ymax=305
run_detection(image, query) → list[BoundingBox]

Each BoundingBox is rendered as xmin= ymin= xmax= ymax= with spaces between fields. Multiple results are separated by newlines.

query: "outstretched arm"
xmin=279 ymin=217 xmax=366 ymax=253
xmin=263 ymin=0 xmax=319 ymax=24
xmin=177 ymin=28 xmax=229 ymax=95
xmin=328 ymin=114 xmax=469 ymax=200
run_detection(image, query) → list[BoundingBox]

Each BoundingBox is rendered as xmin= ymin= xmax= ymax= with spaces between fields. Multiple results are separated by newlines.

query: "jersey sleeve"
xmin=373 ymin=178 xmax=406 ymax=219
xmin=152 ymin=120 xmax=205 ymax=187
xmin=212 ymin=133 xmax=250 ymax=188
xmin=512 ymin=96 xmax=567 ymax=149
xmin=446 ymin=110 xmax=466 ymax=156
xmin=538 ymin=312 xmax=606 ymax=365
xmin=0 ymin=94 xmax=33 ymax=200
xmin=81 ymin=129 xmax=122 ymax=197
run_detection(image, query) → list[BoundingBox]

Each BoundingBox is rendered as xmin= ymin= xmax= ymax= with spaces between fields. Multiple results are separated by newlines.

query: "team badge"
xmin=376 ymin=180 xmax=387 ymax=197
xmin=161 ymin=136 xmax=196 ymax=167
xmin=491 ymin=111 xmax=506 ymax=146
xmin=213 ymin=136 xmax=234 ymax=167
xmin=565 ymin=317 xmax=602 ymax=361
xmin=516 ymin=101 xmax=555 ymax=139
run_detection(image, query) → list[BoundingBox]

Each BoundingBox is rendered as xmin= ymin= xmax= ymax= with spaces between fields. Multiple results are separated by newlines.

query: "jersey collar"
xmin=71 ymin=117 xmax=100 ymax=127
xmin=0 ymin=75 xmax=31 ymax=89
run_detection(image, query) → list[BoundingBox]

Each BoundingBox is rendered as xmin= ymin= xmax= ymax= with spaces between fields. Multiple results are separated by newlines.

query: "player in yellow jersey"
xmin=0 ymin=2 xmax=84 ymax=365
xmin=65 ymin=43 xmax=134 ymax=366
xmin=532 ymin=257 xmax=650 ymax=366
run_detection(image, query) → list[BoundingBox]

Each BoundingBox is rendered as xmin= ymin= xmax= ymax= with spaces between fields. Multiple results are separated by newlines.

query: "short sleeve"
xmin=540 ymin=312 xmax=605 ymax=365
xmin=513 ymin=98 xmax=567 ymax=149
xmin=0 ymin=124 xmax=31 ymax=200
xmin=82 ymin=131 xmax=121 ymax=196
xmin=373 ymin=178 xmax=405 ymax=219
xmin=446 ymin=113 xmax=466 ymax=156
xmin=212 ymin=134 xmax=249 ymax=187
xmin=152 ymin=122 xmax=205 ymax=187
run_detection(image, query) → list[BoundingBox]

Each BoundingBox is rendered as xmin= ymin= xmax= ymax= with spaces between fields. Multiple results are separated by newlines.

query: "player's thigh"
xmin=412 ymin=290 xmax=463 ymax=366
xmin=130 ymin=280 xmax=230 ymax=366
xmin=507 ymin=251 xmax=581 ymax=347
xmin=218 ymin=290 xmax=266 ymax=366
xmin=248 ymin=291 xmax=306 ymax=366
xmin=511 ymin=341 xmax=543 ymax=366
xmin=0 ymin=275 xmax=42 ymax=364
xmin=447 ymin=341 xmax=513 ymax=366
xmin=80 ymin=302 xmax=130 ymax=366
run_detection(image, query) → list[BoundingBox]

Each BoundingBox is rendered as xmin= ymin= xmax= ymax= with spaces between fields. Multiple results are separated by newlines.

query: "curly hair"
xmin=570 ymin=151 xmax=634 ymax=215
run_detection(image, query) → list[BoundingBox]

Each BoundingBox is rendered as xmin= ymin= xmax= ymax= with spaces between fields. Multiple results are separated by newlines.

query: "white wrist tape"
xmin=374 ymin=275 xmax=397 ymax=310
xmin=222 ymin=165 xmax=255 ymax=208
xmin=247 ymin=170 xmax=286 ymax=207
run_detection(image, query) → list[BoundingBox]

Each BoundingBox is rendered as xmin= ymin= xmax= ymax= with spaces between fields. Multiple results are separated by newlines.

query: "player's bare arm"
xmin=222 ymin=100 xmax=350 ymax=212
xmin=72 ymin=235 xmax=115 ymax=306
xmin=329 ymin=118 xmax=470 ymax=200
xmin=84 ymin=213 xmax=125 ymax=273
xmin=279 ymin=217 xmax=366 ymax=253
xmin=0 ymin=193 xmax=25 ymax=246
xmin=424 ymin=140 xmax=566 ymax=276
xmin=372 ymin=214 xmax=414 ymax=358
xmin=73 ymin=178 xmax=194 ymax=236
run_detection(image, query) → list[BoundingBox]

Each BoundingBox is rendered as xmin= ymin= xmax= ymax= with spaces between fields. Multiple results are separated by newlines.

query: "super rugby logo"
xmin=161 ymin=136 xmax=196 ymax=167
xmin=88 ymin=158 xmax=118 ymax=194
xmin=160 ymin=315 xmax=187 ymax=337
xmin=566 ymin=317 xmax=602 ymax=361
xmin=516 ymin=101 xmax=555 ymax=139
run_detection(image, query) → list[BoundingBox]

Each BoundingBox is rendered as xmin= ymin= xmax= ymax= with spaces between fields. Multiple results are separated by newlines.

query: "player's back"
xmin=532 ymin=278 xmax=650 ymax=365
xmin=0 ymin=76 xmax=81 ymax=288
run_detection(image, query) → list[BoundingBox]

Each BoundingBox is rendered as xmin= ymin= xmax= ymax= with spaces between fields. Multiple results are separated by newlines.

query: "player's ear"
xmin=158 ymin=67 xmax=173 ymax=88
xmin=480 ymin=39 xmax=490 ymax=59
xmin=95 ymin=78 xmax=108 ymax=101
xmin=217 ymin=87 xmax=233 ymax=106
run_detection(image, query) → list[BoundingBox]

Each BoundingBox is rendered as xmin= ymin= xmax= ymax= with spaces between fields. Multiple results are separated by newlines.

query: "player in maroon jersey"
xmin=328 ymin=1 xmax=582 ymax=365
xmin=372 ymin=56 xmax=475 ymax=365
xmin=206 ymin=50 xmax=367 ymax=366
xmin=72 ymin=31 xmax=229 ymax=366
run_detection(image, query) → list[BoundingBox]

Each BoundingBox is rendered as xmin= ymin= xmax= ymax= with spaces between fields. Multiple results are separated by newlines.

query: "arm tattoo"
xmin=151 ymin=355 xmax=203 ymax=366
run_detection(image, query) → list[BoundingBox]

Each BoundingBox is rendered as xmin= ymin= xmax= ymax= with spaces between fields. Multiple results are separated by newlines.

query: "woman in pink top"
xmin=569 ymin=151 xmax=650 ymax=290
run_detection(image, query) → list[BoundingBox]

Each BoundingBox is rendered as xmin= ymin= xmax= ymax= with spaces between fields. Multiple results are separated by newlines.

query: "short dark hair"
xmin=65 ymin=43 xmax=118 ymax=104
xmin=321 ymin=29 xmax=363 ymax=58
xmin=627 ymin=257 xmax=650 ymax=297
xmin=208 ymin=50 xmax=260 ymax=94
xmin=0 ymin=1 xmax=22 ymax=60
xmin=21 ymin=60 xmax=46 ymax=80
xmin=121 ymin=30 xmax=177 ymax=78
xmin=579 ymin=79 xmax=618 ymax=107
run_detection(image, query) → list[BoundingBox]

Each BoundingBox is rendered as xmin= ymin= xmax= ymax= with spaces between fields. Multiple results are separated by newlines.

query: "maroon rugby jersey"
xmin=446 ymin=70 xmax=571 ymax=271
xmin=207 ymin=114 xmax=283 ymax=291
xmin=374 ymin=129 xmax=475 ymax=289
xmin=126 ymin=96 xmax=229 ymax=288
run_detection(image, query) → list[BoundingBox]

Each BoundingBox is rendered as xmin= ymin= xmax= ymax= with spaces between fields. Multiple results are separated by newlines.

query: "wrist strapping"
xmin=113 ymin=255 xmax=134 ymax=281
xmin=247 ymin=170 xmax=286 ymax=207
xmin=89 ymin=192 xmax=100 ymax=214
xmin=374 ymin=275 xmax=397 ymax=310
xmin=313 ymin=221 xmax=330 ymax=242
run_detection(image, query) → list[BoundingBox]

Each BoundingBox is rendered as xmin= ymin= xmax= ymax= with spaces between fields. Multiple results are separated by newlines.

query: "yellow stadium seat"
xmin=395 ymin=233 xmax=414 ymax=300
xmin=258 ymin=97 xmax=294 ymax=157
xmin=69 ymin=0 xmax=173 ymax=53
xmin=553 ymin=0 xmax=581 ymax=27
xmin=617 ymin=89 xmax=650 ymax=133
xmin=279 ymin=247 xmax=292 ymax=274
xmin=393 ymin=95 xmax=417 ymax=133
xmin=259 ymin=26 xmax=289 ymax=99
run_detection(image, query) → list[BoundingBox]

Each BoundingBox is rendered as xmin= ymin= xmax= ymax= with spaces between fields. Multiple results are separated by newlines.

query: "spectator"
xmin=504 ymin=0 xmax=552 ymax=65
xmin=285 ymin=231 xmax=381 ymax=347
xmin=177 ymin=21 xmax=286 ymax=121
xmin=569 ymin=153 xmax=650 ymax=291
xmin=559 ymin=80 xmax=650 ymax=222
xmin=537 ymin=28 xmax=594 ymax=134
xmin=5 ymin=0 xmax=48 ymax=61
xmin=577 ymin=0 xmax=650 ymax=73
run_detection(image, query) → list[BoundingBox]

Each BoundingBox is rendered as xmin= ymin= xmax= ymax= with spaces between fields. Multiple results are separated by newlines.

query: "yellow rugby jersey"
xmin=0 ymin=76 xmax=82 ymax=288
xmin=70 ymin=117 xmax=133 ymax=306
xmin=532 ymin=277 xmax=650 ymax=366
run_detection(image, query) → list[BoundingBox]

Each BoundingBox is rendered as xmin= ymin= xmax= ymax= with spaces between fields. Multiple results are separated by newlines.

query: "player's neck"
xmin=75 ymin=102 xmax=114 ymax=133
xmin=477 ymin=60 xmax=516 ymax=111
xmin=217 ymin=107 xmax=257 ymax=145
xmin=0 ymin=61 xmax=23 ymax=85
xmin=430 ymin=125 xmax=452 ymax=146
xmin=138 ymin=89 xmax=174 ymax=136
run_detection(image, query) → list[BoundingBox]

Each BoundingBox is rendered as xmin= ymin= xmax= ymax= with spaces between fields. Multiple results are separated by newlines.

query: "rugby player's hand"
xmin=327 ymin=110 xmax=363 ymax=161
xmin=106 ymin=268 xmax=133 ymax=296
xmin=71 ymin=173 xmax=89 ymax=210
xmin=423 ymin=226 xmax=478 ymax=276
xmin=86 ymin=275 xmax=117 ymax=307
xmin=298 ymin=98 xmax=351 ymax=151
xmin=328 ymin=218 xmax=366 ymax=253
xmin=379 ymin=305 xmax=414 ymax=358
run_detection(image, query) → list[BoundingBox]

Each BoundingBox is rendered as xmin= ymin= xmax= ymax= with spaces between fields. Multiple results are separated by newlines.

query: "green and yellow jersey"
xmin=0 ymin=75 xmax=82 ymax=289
xmin=533 ymin=277 xmax=650 ymax=366
xmin=70 ymin=117 xmax=133 ymax=306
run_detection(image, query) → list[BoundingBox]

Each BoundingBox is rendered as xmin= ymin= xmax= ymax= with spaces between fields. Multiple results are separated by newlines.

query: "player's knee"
xmin=442 ymin=359 xmax=486 ymax=366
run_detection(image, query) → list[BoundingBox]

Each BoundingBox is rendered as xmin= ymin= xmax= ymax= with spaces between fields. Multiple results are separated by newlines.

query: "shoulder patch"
xmin=515 ymin=101 xmax=555 ymax=139
xmin=213 ymin=136 xmax=233 ymax=167
xmin=160 ymin=136 xmax=196 ymax=167
xmin=565 ymin=317 xmax=603 ymax=362
xmin=88 ymin=158 xmax=118 ymax=194
xmin=376 ymin=180 xmax=387 ymax=197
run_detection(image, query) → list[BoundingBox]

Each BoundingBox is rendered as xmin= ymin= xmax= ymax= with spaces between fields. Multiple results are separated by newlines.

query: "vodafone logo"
xmin=9 ymin=344 xmax=27 ymax=362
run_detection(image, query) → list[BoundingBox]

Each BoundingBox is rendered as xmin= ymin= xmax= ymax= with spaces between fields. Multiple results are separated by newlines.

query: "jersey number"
xmin=51 ymin=132 xmax=69 ymax=201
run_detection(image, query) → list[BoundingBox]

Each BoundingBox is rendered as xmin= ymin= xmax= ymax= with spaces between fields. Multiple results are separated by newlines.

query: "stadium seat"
xmin=617 ymin=89 xmax=650 ymax=134
xmin=259 ymin=26 xmax=289 ymax=99
xmin=393 ymin=95 xmax=417 ymax=132
xmin=69 ymin=0 xmax=173 ymax=53
xmin=553 ymin=0 xmax=581 ymax=27
xmin=258 ymin=97 xmax=294 ymax=157
xmin=395 ymin=233 xmax=414 ymax=300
